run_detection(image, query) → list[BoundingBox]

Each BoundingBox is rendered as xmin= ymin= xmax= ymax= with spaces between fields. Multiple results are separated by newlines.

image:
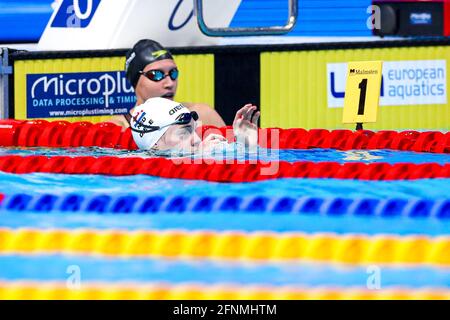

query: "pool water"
xmin=0 ymin=146 xmax=449 ymax=231
xmin=0 ymin=146 xmax=449 ymax=164
xmin=1 ymin=255 xmax=449 ymax=288
xmin=1 ymin=172 xmax=449 ymax=199
xmin=0 ymin=146 xmax=448 ymax=198
xmin=0 ymin=145 xmax=449 ymax=297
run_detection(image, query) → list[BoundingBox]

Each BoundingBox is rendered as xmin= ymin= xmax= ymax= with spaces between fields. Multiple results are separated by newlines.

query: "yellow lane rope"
xmin=0 ymin=228 xmax=449 ymax=265
xmin=0 ymin=282 xmax=449 ymax=300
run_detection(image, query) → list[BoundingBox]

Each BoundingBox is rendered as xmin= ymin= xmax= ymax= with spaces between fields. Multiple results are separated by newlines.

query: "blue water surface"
xmin=0 ymin=146 xmax=448 ymax=291
xmin=1 ymin=172 xmax=449 ymax=199
xmin=0 ymin=254 xmax=448 ymax=288
xmin=1 ymin=212 xmax=448 ymax=235
xmin=0 ymin=146 xmax=449 ymax=164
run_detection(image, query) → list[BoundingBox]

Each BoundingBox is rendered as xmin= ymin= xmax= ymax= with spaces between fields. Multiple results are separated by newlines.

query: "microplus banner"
xmin=327 ymin=60 xmax=447 ymax=108
xmin=26 ymin=71 xmax=136 ymax=118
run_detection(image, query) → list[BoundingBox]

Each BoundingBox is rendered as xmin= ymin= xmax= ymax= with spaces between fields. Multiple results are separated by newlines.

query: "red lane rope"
xmin=0 ymin=120 xmax=449 ymax=153
xmin=0 ymin=155 xmax=448 ymax=181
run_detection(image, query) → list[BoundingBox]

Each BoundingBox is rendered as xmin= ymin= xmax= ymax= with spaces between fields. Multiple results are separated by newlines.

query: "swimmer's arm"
xmin=184 ymin=102 xmax=226 ymax=127
xmin=105 ymin=106 xmax=135 ymax=130
xmin=106 ymin=115 xmax=130 ymax=130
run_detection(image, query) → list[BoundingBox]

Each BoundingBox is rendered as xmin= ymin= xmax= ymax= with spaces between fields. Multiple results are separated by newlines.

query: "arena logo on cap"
xmin=51 ymin=0 xmax=102 ymax=28
xmin=169 ymin=104 xmax=184 ymax=115
xmin=327 ymin=60 xmax=447 ymax=107
xmin=26 ymin=71 xmax=136 ymax=118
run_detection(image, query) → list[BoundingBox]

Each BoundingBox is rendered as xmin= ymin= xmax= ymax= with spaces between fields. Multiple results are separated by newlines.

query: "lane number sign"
xmin=342 ymin=61 xmax=383 ymax=125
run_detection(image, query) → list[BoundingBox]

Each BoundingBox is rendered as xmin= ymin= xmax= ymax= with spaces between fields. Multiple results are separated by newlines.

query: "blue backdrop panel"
xmin=230 ymin=0 xmax=373 ymax=36
xmin=0 ymin=0 xmax=53 ymax=42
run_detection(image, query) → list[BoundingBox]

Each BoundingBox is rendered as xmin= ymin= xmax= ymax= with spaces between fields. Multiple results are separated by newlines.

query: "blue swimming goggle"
xmin=130 ymin=111 xmax=198 ymax=135
xmin=139 ymin=68 xmax=179 ymax=82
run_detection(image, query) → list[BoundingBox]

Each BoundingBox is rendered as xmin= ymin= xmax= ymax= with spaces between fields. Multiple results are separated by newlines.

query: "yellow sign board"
xmin=342 ymin=61 xmax=383 ymax=124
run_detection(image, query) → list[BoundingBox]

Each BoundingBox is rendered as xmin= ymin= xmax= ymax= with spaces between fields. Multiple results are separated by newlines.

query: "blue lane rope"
xmin=0 ymin=193 xmax=448 ymax=219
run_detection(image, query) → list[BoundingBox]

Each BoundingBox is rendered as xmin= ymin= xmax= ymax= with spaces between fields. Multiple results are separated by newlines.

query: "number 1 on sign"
xmin=358 ymin=78 xmax=367 ymax=115
xmin=342 ymin=61 xmax=383 ymax=125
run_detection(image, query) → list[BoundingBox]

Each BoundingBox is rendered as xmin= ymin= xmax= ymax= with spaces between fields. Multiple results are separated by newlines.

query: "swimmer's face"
xmin=153 ymin=118 xmax=201 ymax=153
xmin=135 ymin=59 xmax=178 ymax=103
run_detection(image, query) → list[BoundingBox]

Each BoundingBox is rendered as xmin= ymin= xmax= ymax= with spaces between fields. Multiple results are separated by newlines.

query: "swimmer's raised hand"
xmin=233 ymin=104 xmax=260 ymax=148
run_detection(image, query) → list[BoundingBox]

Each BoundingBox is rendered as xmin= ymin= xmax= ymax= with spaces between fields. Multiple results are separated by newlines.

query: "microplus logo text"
xmin=26 ymin=71 xmax=136 ymax=118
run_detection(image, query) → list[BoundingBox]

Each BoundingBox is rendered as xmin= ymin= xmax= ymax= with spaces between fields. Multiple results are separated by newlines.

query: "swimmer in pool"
xmin=130 ymin=97 xmax=259 ymax=155
xmin=108 ymin=39 xmax=226 ymax=129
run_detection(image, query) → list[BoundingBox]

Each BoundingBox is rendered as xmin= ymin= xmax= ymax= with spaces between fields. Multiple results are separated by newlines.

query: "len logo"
xmin=51 ymin=0 xmax=102 ymax=28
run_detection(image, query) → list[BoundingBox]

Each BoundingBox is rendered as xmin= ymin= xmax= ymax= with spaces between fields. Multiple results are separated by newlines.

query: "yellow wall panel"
xmin=174 ymin=54 xmax=214 ymax=107
xmin=261 ymin=46 xmax=450 ymax=130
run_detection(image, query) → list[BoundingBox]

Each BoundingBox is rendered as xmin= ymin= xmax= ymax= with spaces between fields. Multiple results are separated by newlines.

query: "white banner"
xmin=327 ymin=60 xmax=447 ymax=108
xmin=38 ymin=0 xmax=242 ymax=50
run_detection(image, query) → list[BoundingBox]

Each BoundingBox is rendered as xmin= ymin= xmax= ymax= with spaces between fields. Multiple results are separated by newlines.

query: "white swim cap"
xmin=130 ymin=97 xmax=192 ymax=150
